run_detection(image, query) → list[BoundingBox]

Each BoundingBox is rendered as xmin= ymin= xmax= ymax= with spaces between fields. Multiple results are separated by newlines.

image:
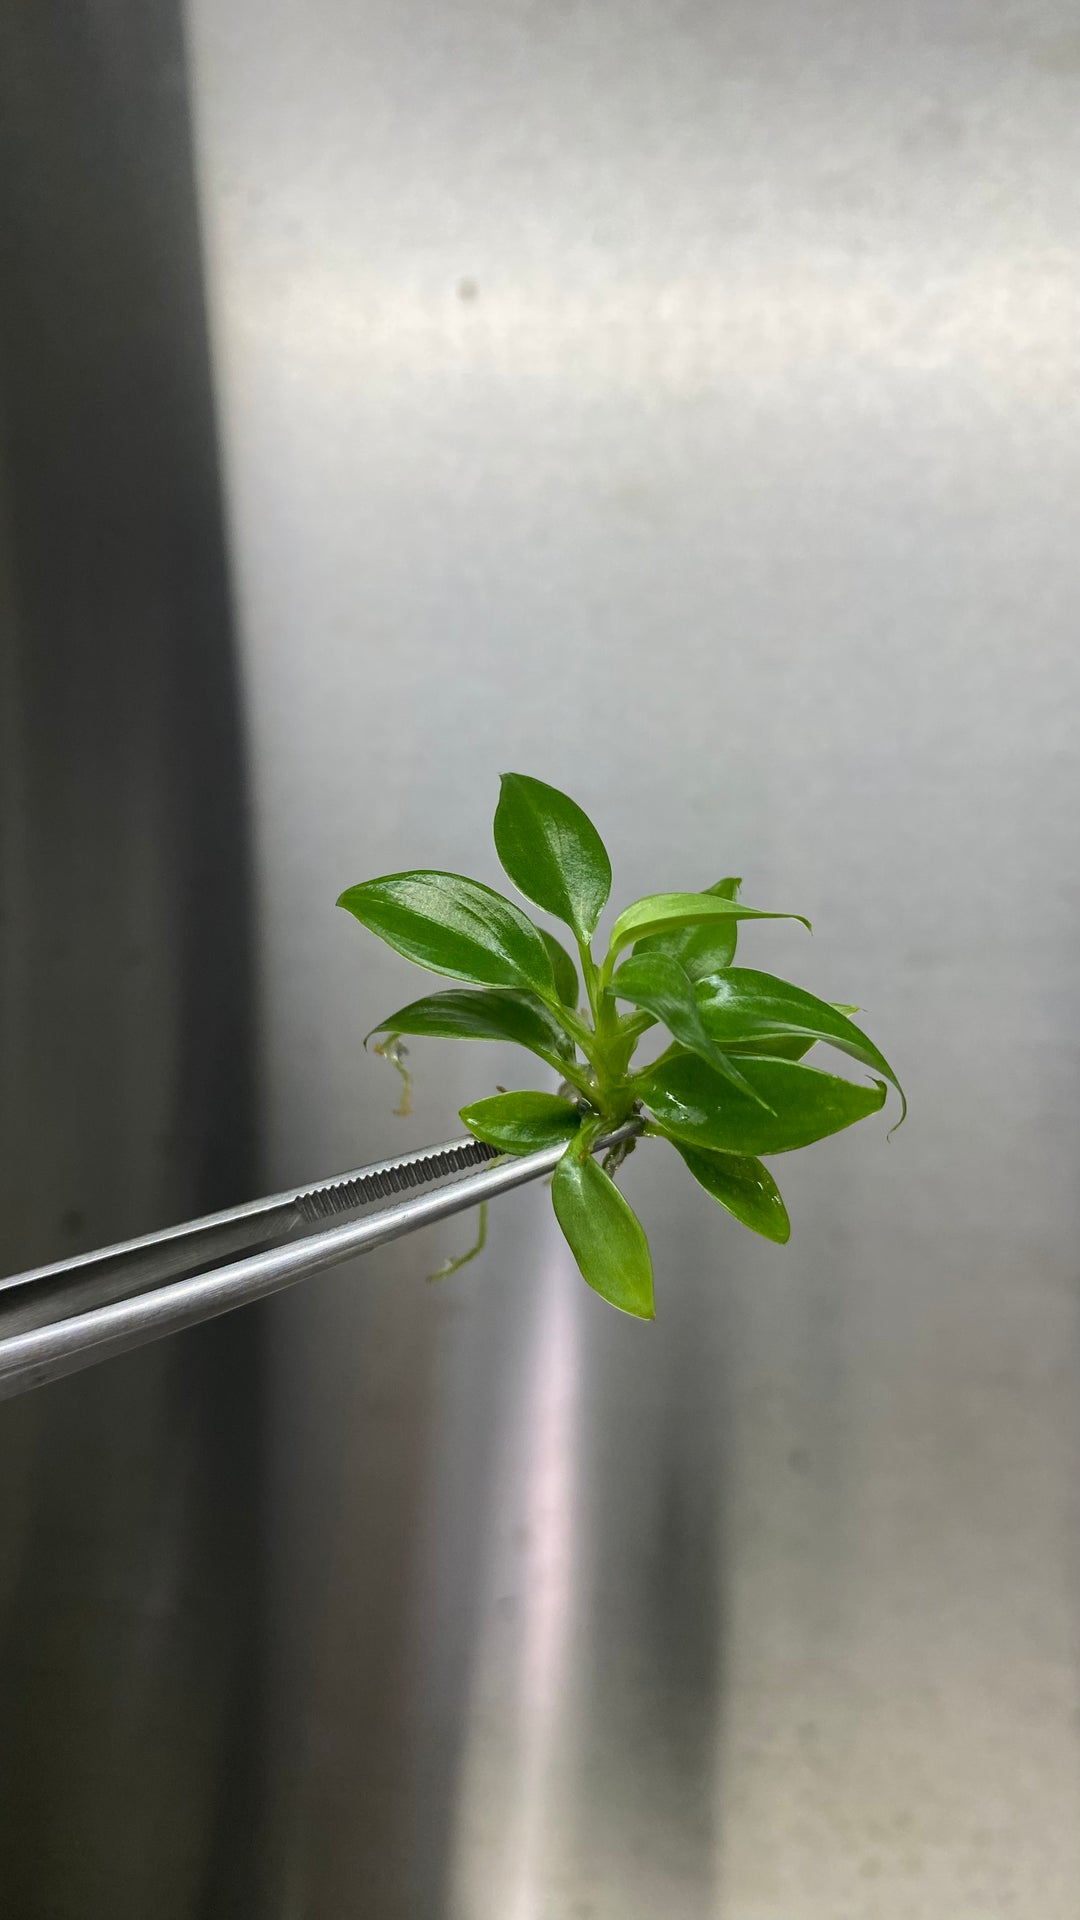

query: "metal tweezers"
xmin=0 ymin=1125 xmax=636 ymax=1403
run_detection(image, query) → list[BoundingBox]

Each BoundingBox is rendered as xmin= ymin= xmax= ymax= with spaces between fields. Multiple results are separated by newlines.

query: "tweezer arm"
xmin=0 ymin=1127 xmax=636 ymax=1403
xmin=0 ymin=1136 xmax=500 ymax=1337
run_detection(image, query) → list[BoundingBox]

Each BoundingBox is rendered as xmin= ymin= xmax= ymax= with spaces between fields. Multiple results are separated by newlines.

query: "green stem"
xmin=533 ymin=958 xmax=602 ymax=1100
xmin=633 ymin=1039 xmax=682 ymax=1082
xmin=553 ymin=1057 xmax=600 ymax=1100
xmin=577 ymin=945 xmax=637 ymax=1125
xmin=553 ymin=1004 xmax=595 ymax=1054
xmin=576 ymin=938 xmax=602 ymax=1024
xmin=534 ymin=987 xmax=600 ymax=1079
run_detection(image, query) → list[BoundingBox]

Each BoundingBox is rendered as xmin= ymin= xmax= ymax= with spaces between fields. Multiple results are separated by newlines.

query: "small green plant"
xmin=338 ymin=774 xmax=904 ymax=1320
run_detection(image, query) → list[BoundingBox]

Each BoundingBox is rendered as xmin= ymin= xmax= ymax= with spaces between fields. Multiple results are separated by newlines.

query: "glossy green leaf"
xmin=638 ymin=1051 xmax=886 ymax=1155
xmin=365 ymin=987 xmax=575 ymax=1067
xmin=540 ymin=929 xmax=580 ymax=1009
xmin=551 ymin=1149 xmax=655 ymax=1318
xmin=460 ymin=1090 xmax=584 ymax=1154
xmin=494 ymin=772 xmax=611 ymax=941
xmin=614 ymin=877 xmax=741 ymax=1048
xmin=339 ymin=775 xmax=900 ymax=1309
xmin=338 ymin=871 xmax=556 ymax=995
xmin=634 ymin=877 xmax=744 ymax=977
xmin=695 ymin=969 xmax=905 ymax=1122
xmin=666 ymin=1138 xmax=791 ymax=1243
xmin=722 ymin=1001 xmax=856 ymax=1065
xmin=722 ymin=1032 xmax=818 ymax=1062
xmin=618 ymin=1007 xmax=660 ymax=1049
xmin=611 ymin=952 xmax=771 ymax=1104
xmin=608 ymin=891 xmax=810 ymax=962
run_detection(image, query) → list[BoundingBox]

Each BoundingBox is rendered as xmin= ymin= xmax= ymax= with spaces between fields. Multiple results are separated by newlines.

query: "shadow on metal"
xmin=0 ymin=7 xmax=265 ymax=1916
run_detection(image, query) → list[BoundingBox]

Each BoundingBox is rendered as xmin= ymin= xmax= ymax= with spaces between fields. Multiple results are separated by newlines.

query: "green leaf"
xmin=611 ymin=952 xmax=771 ymax=1105
xmin=338 ymin=871 xmax=556 ymax=995
xmin=634 ymin=877 xmax=744 ymax=977
xmin=365 ymin=987 xmax=575 ymax=1068
xmin=540 ymin=929 xmax=580 ymax=1009
xmin=661 ymin=922 xmax=741 ymax=981
xmin=716 ymin=1002 xmax=857 ymax=1064
xmin=618 ymin=1007 xmax=660 ymax=1048
xmin=666 ymin=1138 xmax=791 ymax=1243
xmin=461 ymin=1090 xmax=584 ymax=1154
xmin=722 ymin=1032 xmax=818 ymax=1062
xmin=608 ymin=892 xmax=810 ymax=962
xmin=494 ymin=772 xmax=612 ymax=941
xmin=613 ymin=877 xmax=742 ymax=1049
xmin=551 ymin=1148 xmax=655 ymax=1319
xmin=695 ymin=969 xmax=905 ymax=1123
xmin=638 ymin=1051 xmax=886 ymax=1155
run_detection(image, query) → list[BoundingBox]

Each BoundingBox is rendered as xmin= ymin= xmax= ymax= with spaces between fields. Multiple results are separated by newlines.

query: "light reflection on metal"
xmin=451 ymin=1219 xmax=582 ymax=1920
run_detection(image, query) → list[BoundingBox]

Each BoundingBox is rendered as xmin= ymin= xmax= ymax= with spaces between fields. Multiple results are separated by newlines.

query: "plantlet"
xmin=338 ymin=774 xmax=904 ymax=1320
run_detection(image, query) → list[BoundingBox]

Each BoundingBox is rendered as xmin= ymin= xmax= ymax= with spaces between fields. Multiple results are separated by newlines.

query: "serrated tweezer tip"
xmin=293 ymin=1137 xmax=501 ymax=1224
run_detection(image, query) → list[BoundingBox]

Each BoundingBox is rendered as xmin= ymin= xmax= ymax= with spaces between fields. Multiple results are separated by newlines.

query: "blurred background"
xmin=2 ymin=1 xmax=1079 ymax=1915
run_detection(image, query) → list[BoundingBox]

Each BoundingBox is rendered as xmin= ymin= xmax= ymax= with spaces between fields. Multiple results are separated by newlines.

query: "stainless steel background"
xmin=185 ymin=2 xmax=1080 ymax=1914
xmin=1 ymin=0 xmax=1078 ymax=1914
xmin=0 ymin=9 xmax=265 ymax=1916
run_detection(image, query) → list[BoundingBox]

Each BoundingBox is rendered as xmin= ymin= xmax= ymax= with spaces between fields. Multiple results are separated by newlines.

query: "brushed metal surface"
xmin=0 ymin=1134 xmax=629 ymax=1398
xmin=0 ymin=8 xmax=263 ymax=1914
xmin=186 ymin=0 xmax=1080 ymax=1912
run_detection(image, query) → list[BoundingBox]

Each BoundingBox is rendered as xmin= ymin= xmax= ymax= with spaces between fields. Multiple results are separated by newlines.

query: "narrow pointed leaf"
xmin=722 ymin=1032 xmax=818 ymax=1062
xmin=365 ymin=987 xmax=575 ymax=1067
xmin=666 ymin=1138 xmax=791 ymax=1243
xmin=494 ymin=772 xmax=611 ymax=941
xmin=612 ymin=952 xmax=772 ymax=1105
xmin=551 ymin=1149 xmax=655 ymax=1319
xmin=695 ymin=969 xmax=905 ymax=1123
xmin=639 ymin=1051 xmax=886 ymax=1154
xmin=634 ymin=877 xmax=744 ymax=977
xmin=715 ymin=1007 xmax=858 ymax=1063
xmin=338 ymin=871 xmax=556 ymax=994
xmin=609 ymin=892 xmax=810 ymax=962
xmin=540 ymin=928 xmax=580 ymax=1009
xmin=725 ymin=1003 xmax=852 ymax=1064
xmin=461 ymin=1091 xmax=583 ymax=1154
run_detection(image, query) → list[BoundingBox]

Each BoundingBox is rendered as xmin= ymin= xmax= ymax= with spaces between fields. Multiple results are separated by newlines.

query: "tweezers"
xmin=0 ymin=1125 xmax=637 ymax=1403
